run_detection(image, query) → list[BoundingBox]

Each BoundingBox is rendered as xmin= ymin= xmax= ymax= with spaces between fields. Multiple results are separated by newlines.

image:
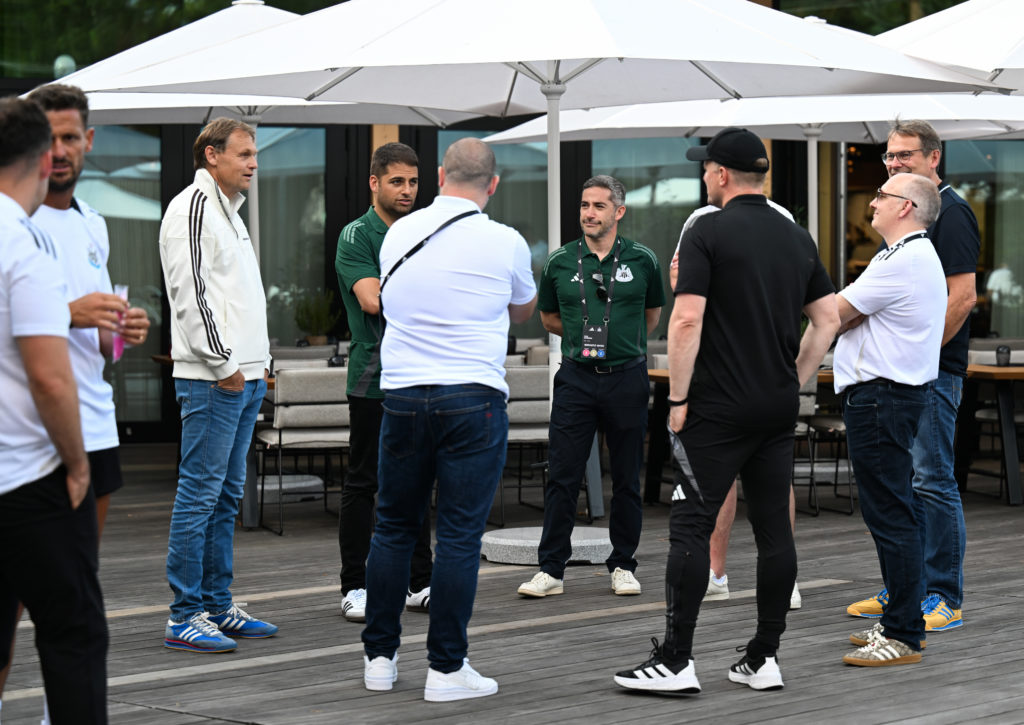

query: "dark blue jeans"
xmin=843 ymin=380 xmax=927 ymax=650
xmin=910 ymin=371 xmax=965 ymax=608
xmin=362 ymin=384 xmax=507 ymax=673
xmin=538 ymin=360 xmax=648 ymax=579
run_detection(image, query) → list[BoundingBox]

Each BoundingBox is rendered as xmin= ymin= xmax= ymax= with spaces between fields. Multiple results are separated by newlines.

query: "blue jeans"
xmin=167 ymin=378 xmax=265 ymax=621
xmin=843 ymin=381 xmax=926 ymax=650
xmin=362 ymin=384 xmax=507 ymax=673
xmin=910 ymin=371 xmax=965 ymax=608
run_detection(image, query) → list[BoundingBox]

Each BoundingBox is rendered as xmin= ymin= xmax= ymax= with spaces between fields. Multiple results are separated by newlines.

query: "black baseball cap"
xmin=686 ymin=127 xmax=770 ymax=173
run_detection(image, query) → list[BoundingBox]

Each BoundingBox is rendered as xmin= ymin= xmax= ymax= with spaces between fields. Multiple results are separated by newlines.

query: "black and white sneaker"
xmin=613 ymin=638 xmax=701 ymax=694
xmin=728 ymin=651 xmax=784 ymax=691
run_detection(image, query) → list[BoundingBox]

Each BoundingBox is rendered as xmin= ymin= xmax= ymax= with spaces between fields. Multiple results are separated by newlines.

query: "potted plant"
xmin=294 ymin=289 xmax=342 ymax=346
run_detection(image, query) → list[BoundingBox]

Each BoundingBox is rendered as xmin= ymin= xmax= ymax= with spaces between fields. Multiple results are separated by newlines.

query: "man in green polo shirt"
xmin=518 ymin=175 xmax=665 ymax=599
xmin=335 ymin=142 xmax=432 ymax=623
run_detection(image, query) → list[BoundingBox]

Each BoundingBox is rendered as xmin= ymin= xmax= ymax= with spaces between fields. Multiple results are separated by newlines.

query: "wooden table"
xmin=965 ymin=363 xmax=1024 ymax=505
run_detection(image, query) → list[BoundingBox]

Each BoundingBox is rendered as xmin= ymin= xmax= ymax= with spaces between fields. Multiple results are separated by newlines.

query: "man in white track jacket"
xmin=159 ymin=118 xmax=276 ymax=654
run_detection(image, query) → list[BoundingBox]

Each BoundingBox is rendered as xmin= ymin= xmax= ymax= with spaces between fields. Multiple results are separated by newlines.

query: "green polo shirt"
xmin=335 ymin=206 xmax=388 ymax=398
xmin=538 ymin=236 xmax=665 ymax=367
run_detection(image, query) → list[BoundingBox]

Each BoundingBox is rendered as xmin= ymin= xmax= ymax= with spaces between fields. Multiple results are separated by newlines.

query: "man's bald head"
xmin=441 ymin=138 xmax=496 ymax=192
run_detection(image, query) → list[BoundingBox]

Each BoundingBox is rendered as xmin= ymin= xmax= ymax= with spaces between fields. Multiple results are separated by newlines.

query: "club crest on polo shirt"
xmin=615 ymin=265 xmax=634 ymax=282
xmin=88 ymin=241 xmax=102 ymax=269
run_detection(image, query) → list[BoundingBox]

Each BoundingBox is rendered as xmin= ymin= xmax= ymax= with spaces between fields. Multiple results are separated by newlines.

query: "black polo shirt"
xmin=675 ymin=194 xmax=835 ymax=430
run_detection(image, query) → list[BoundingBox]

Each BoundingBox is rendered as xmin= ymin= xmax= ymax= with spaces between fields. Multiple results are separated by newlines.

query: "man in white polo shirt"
xmin=0 ymin=96 xmax=107 ymax=723
xmin=361 ymin=137 xmax=536 ymax=702
xmin=834 ymin=172 xmax=946 ymax=667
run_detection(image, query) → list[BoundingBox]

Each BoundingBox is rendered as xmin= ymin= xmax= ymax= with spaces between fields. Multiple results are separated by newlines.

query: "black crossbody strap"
xmin=379 ymin=210 xmax=479 ymax=295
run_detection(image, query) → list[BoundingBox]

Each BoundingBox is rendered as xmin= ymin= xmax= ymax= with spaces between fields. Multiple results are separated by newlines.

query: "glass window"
xmin=593 ymin=137 xmax=703 ymax=339
xmin=78 ymin=125 xmax=162 ymax=424
xmin=255 ymin=126 xmax=327 ymax=345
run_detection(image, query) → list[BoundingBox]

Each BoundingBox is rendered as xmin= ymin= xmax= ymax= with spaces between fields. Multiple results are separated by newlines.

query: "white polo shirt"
xmin=33 ymin=199 xmax=119 ymax=452
xmin=0 ymin=192 xmax=71 ymax=494
xmin=834 ymin=230 xmax=947 ymax=393
xmin=379 ymin=195 xmax=536 ymax=398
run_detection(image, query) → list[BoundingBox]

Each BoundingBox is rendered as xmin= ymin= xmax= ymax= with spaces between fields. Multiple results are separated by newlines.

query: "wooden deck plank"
xmin=2 ymin=442 xmax=1022 ymax=724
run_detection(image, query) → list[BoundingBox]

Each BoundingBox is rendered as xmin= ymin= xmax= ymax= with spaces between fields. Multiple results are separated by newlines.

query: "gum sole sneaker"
xmin=922 ymin=594 xmax=963 ymax=632
xmin=207 ymin=604 xmax=278 ymax=638
xmin=364 ymin=653 xmax=398 ymax=691
xmin=846 ymin=587 xmax=888 ymax=618
xmin=704 ymin=570 xmax=729 ymax=601
xmin=728 ymin=654 xmax=784 ymax=691
xmin=517 ymin=571 xmax=563 ymax=598
xmin=849 ymin=622 xmax=926 ymax=649
xmin=164 ymin=613 xmax=237 ymax=653
xmin=424 ymin=660 xmax=497 ymax=702
xmin=613 ymin=638 xmax=701 ymax=694
xmin=843 ymin=629 xmax=922 ymax=667
xmin=611 ymin=567 xmax=642 ymax=595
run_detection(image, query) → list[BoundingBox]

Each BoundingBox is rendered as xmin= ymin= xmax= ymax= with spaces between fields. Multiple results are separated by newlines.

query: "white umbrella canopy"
xmin=876 ymin=0 xmax=1024 ymax=93
xmin=87 ymin=0 xmax=1005 ymax=257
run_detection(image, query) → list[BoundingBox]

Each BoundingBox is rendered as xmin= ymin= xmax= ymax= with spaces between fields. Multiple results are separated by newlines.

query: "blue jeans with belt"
xmin=910 ymin=371 xmax=965 ymax=608
xmin=843 ymin=380 xmax=927 ymax=650
xmin=362 ymin=383 xmax=507 ymax=673
xmin=167 ymin=377 xmax=265 ymax=621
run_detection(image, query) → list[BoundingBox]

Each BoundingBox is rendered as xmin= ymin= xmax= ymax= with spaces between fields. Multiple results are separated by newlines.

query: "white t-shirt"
xmin=834 ymin=230 xmax=947 ymax=393
xmin=379 ymin=195 xmax=537 ymax=398
xmin=0 ymin=192 xmax=71 ymax=494
xmin=33 ymin=199 xmax=119 ymax=452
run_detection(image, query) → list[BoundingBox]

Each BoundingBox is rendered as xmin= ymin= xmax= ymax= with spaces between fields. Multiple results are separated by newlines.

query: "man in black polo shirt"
xmin=518 ymin=175 xmax=665 ymax=599
xmin=615 ymin=128 xmax=838 ymax=694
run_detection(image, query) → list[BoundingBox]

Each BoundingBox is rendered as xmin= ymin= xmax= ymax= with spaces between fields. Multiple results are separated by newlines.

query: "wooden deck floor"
xmin=3 ymin=443 xmax=1023 ymax=724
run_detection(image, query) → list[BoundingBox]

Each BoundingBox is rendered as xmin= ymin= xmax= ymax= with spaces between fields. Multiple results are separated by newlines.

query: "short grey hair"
xmin=582 ymin=175 xmax=626 ymax=208
xmin=898 ymin=173 xmax=942 ymax=227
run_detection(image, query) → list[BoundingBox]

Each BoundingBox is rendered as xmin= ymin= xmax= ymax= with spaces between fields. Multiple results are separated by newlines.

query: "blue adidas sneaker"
xmin=207 ymin=604 xmax=279 ymax=638
xmin=164 ymin=612 xmax=237 ymax=653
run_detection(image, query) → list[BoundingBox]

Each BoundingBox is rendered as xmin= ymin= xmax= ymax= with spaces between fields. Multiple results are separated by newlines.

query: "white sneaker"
xmin=424 ymin=660 xmax=498 ymax=702
xmin=790 ymin=582 xmax=802 ymax=610
xmin=406 ymin=586 xmax=430 ymax=612
xmin=342 ymin=588 xmax=367 ymax=622
xmin=364 ymin=652 xmax=398 ymax=691
xmin=705 ymin=570 xmax=729 ymax=601
xmin=614 ymin=638 xmax=700 ymax=694
xmin=517 ymin=571 xmax=563 ymax=598
xmin=728 ymin=654 xmax=784 ymax=690
xmin=611 ymin=567 xmax=642 ymax=595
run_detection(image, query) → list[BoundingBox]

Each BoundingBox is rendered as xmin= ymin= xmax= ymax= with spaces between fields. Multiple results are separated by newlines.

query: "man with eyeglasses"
xmin=518 ymin=175 xmax=665 ymax=599
xmin=835 ymin=173 xmax=947 ymax=666
xmin=614 ymin=127 xmax=836 ymax=694
xmin=846 ymin=120 xmax=979 ymax=636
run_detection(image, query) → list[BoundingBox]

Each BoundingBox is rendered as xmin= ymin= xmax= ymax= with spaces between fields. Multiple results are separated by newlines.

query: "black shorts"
xmin=89 ymin=447 xmax=124 ymax=498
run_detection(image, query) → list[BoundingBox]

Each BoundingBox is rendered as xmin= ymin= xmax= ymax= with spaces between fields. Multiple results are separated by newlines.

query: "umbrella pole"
xmin=542 ymin=81 xmax=566 ymax=398
xmin=803 ymin=126 xmax=822 ymax=246
xmin=243 ymin=114 xmax=262 ymax=264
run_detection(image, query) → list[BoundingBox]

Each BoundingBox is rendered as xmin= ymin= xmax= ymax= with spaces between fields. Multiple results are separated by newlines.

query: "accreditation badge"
xmin=581 ymin=323 xmax=609 ymax=359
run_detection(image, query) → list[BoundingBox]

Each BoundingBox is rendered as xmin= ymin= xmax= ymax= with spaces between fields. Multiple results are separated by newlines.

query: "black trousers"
xmin=339 ymin=395 xmax=433 ymax=594
xmin=538 ymin=360 xmax=648 ymax=578
xmin=663 ymin=414 xmax=795 ymax=663
xmin=0 ymin=466 xmax=108 ymax=724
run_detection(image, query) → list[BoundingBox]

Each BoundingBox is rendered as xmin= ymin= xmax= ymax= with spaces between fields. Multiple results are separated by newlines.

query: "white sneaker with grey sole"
xmin=424 ymin=660 xmax=498 ymax=702
xmin=364 ymin=653 xmax=398 ymax=691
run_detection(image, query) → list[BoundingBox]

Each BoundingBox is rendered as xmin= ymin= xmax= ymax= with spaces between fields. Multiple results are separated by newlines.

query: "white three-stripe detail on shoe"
xmin=734 ymin=663 xmax=756 ymax=675
xmin=180 ymin=626 xmax=204 ymax=642
xmin=634 ymin=664 xmax=677 ymax=679
xmin=869 ymin=643 xmax=905 ymax=660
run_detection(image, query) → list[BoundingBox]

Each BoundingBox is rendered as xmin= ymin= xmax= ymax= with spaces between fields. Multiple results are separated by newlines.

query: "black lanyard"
xmin=577 ymin=237 xmax=621 ymax=325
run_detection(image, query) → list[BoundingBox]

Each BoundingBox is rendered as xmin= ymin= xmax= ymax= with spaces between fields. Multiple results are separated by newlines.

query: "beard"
xmin=48 ymin=167 xmax=79 ymax=193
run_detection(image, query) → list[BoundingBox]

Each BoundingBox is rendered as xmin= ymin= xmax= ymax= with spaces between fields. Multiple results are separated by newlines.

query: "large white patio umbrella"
xmin=485 ymin=92 xmax=1024 ymax=244
xmin=85 ymin=0 xmax=1004 ymax=259
xmin=876 ymin=0 xmax=1024 ymax=94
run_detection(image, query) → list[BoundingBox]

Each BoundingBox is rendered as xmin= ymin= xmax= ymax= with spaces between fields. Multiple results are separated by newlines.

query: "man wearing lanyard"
xmin=518 ymin=175 xmax=665 ymax=599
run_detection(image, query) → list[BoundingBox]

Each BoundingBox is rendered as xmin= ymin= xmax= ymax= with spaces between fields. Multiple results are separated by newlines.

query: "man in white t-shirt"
xmin=669 ymin=201 xmax=803 ymax=610
xmin=835 ymin=173 xmax=946 ymax=667
xmin=361 ymin=138 xmax=537 ymax=702
xmin=27 ymin=84 xmax=150 ymax=533
xmin=0 ymin=96 xmax=108 ymax=724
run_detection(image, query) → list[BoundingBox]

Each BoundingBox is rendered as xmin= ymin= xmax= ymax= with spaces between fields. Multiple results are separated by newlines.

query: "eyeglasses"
xmin=875 ymin=187 xmax=918 ymax=208
xmin=591 ymin=272 xmax=608 ymax=301
xmin=881 ymin=148 xmax=924 ymax=164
